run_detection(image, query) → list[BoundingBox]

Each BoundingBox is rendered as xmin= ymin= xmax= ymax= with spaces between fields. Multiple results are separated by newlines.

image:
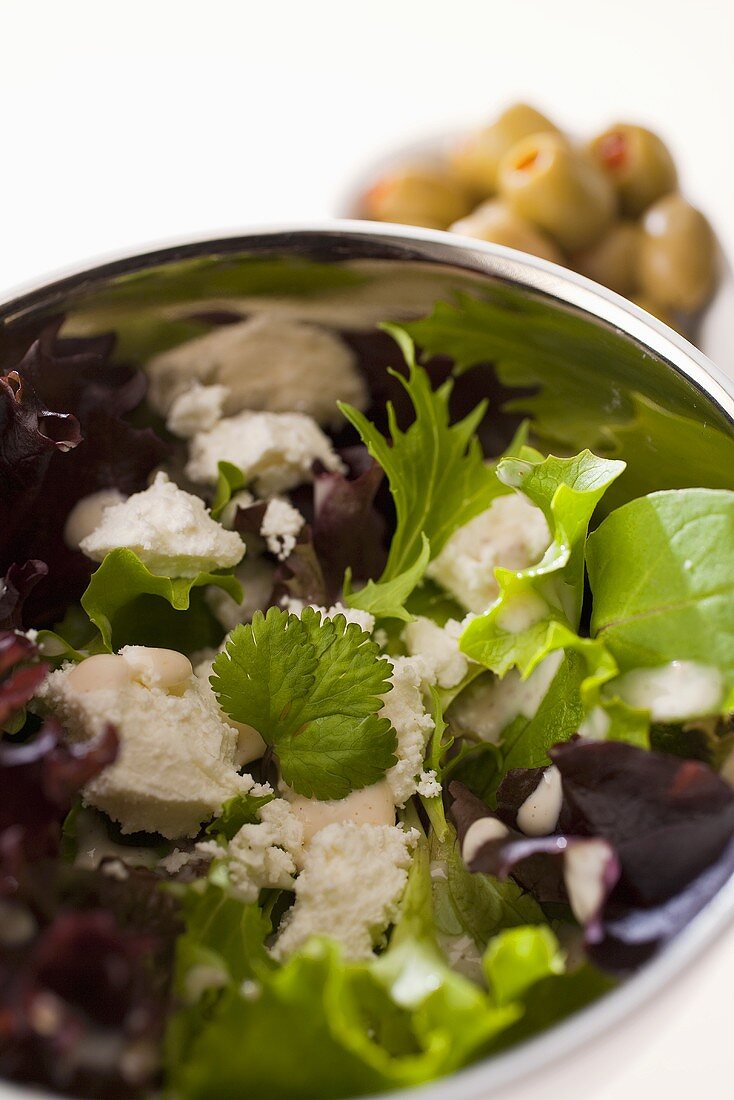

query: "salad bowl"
xmin=1 ymin=223 xmax=734 ymax=1100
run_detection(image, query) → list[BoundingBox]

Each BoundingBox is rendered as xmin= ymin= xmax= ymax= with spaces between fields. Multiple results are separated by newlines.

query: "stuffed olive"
xmin=362 ymin=166 xmax=471 ymax=229
xmin=638 ymin=194 xmax=717 ymax=313
xmin=589 ymin=123 xmax=678 ymax=216
xmin=498 ymin=132 xmax=616 ymax=251
xmin=449 ymin=102 xmax=559 ymax=197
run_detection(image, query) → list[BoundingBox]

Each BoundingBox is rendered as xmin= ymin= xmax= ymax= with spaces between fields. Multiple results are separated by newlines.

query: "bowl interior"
xmin=1 ymin=225 xmax=734 ymax=1100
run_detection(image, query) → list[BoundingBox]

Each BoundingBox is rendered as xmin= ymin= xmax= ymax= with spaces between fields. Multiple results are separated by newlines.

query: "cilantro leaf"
xmin=81 ymin=548 xmax=242 ymax=652
xmin=212 ymin=607 xmax=397 ymax=799
xmin=338 ymin=326 xmax=506 ymax=614
xmin=460 ymin=449 xmax=625 ymax=678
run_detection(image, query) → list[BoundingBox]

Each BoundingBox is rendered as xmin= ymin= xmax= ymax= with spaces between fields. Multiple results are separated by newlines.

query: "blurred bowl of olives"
xmin=339 ymin=103 xmax=728 ymax=354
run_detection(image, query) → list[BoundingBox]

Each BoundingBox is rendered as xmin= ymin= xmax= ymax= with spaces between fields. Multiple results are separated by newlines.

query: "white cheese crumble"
xmin=259 ymin=498 xmax=304 ymax=561
xmin=381 ymin=656 xmax=435 ymax=806
xmin=206 ymin=556 xmax=275 ymax=631
xmin=448 ymin=650 xmax=563 ymax=744
xmin=416 ymin=769 xmax=442 ymax=799
xmin=273 ymin=822 xmax=419 ymax=961
xmin=37 ymin=654 xmax=263 ymax=838
xmin=185 ymin=411 xmax=346 ymax=496
xmin=402 ymin=616 xmax=470 ymax=689
xmin=281 ymin=597 xmax=375 ymax=635
xmin=205 ymin=799 xmax=305 ymax=904
xmin=165 ymin=382 xmax=230 ymax=438
xmin=79 ymin=471 xmax=245 ymax=577
xmin=147 ymin=314 xmax=367 ymax=429
xmin=427 ymin=493 xmax=551 ymax=614
xmin=64 ymin=489 xmax=126 ymax=551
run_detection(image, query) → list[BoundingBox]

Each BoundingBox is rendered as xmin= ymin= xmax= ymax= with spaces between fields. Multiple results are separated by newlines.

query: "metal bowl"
xmin=1 ymin=222 xmax=734 ymax=1100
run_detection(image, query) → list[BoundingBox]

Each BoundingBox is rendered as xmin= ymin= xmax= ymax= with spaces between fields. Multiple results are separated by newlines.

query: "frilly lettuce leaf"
xmin=338 ymin=326 xmax=509 ymax=620
xmin=460 ymin=449 xmax=625 ymax=679
xmin=81 ymin=548 xmax=242 ymax=652
xmin=587 ymin=488 xmax=734 ymax=711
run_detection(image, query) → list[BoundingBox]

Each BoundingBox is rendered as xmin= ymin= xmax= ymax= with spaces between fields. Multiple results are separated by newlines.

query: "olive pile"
xmin=359 ymin=104 xmax=719 ymax=333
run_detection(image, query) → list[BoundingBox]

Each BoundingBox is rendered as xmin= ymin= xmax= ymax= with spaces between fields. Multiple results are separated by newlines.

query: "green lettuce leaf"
xmin=344 ymin=534 xmax=430 ymax=624
xmin=338 ymin=325 xmax=507 ymax=617
xmin=483 ymin=925 xmax=564 ymax=1006
xmin=460 ymin=449 xmax=625 ymax=679
xmin=210 ymin=460 xmax=248 ymax=520
xmin=203 ymin=790 xmax=275 ymax=845
xmin=81 ymin=548 xmax=242 ymax=652
xmin=212 ymin=607 xmax=396 ymax=799
xmin=587 ymin=488 xmax=734 ymax=710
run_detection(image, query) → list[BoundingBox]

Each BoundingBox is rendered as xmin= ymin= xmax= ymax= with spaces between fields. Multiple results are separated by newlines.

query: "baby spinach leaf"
xmin=587 ymin=489 xmax=734 ymax=709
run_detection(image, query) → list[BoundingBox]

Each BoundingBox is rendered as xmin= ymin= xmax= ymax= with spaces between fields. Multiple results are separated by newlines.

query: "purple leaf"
xmin=0 ymin=561 xmax=49 ymax=630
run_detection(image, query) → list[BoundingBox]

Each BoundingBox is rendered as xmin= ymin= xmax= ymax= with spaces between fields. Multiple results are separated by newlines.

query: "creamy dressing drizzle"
xmin=612 ymin=661 xmax=723 ymax=721
xmin=461 ymin=817 xmax=508 ymax=864
xmin=516 ymin=765 xmax=563 ymax=836
xmin=563 ymin=840 xmax=614 ymax=924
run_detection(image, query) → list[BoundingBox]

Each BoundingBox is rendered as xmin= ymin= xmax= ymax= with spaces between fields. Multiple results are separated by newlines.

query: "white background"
xmin=1 ymin=1 xmax=734 ymax=1097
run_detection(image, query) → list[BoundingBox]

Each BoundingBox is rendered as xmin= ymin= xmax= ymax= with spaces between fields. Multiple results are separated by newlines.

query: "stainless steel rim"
xmin=2 ymin=221 xmax=733 ymax=1100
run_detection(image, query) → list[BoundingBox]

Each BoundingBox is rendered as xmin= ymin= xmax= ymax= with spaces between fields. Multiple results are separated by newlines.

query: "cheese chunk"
xmin=381 ymin=656 xmax=435 ymax=806
xmin=260 ymin=498 xmax=304 ymax=561
xmin=427 ymin=493 xmax=551 ymax=613
xmin=79 ymin=471 xmax=244 ymax=577
xmin=273 ymin=822 xmax=418 ymax=960
xmin=185 ymin=411 xmax=346 ymax=495
xmin=38 ymin=654 xmax=261 ymax=838
xmin=208 ymin=799 xmax=305 ymax=903
xmin=147 ymin=314 xmax=367 ymax=429
xmin=402 ymin=616 xmax=470 ymax=689
xmin=166 ymin=382 xmax=229 ymax=439
xmin=206 ymin=556 xmax=276 ymax=631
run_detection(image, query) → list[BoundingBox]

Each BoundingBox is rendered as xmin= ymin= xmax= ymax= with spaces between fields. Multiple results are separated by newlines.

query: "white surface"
xmin=1 ymin=1 xmax=734 ymax=1096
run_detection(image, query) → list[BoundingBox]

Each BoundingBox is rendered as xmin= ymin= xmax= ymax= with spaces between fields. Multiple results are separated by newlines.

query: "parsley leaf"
xmin=212 ymin=607 xmax=397 ymax=799
xmin=338 ymin=326 xmax=506 ymax=617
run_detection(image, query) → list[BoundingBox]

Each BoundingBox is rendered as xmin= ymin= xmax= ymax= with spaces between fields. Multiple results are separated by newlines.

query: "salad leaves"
xmin=212 ymin=607 xmax=397 ymax=799
xmin=339 ymin=327 xmax=507 ymax=618
xmin=460 ymin=448 xmax=625 ymax=678
xmin=81 ymin=548 xmax=242 ymax=652
xmin=587 ymin=489 xmax=734 ymax=708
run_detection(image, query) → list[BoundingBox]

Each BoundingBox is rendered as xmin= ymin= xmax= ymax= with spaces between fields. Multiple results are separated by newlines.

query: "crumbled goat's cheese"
xmin=260 ymin=498 xmax=304 ymax=561
xmin=427 ymin=494 xmax=551 ymax=613
xmin=147 ymin=313 xmax=367 ymax=429
xmin=166 ymin=383 xmax=230 ymax=438
xmin=207 ymin=799 xmax=305 ymax=903
xmin=448 ymin=650 xmax=564 ymax=743
xmin=402 ymin=616 xmax=470 ymax=689
xmin=416 ymin=769 xmax=442 ymax=799
xmin=273 ymin=822 xmax=419 ymax=961
xmin=37 ymin=657 xmax=264 ymax=838
xmin=281 ymin=597 xmax=375 ymax=635
xmin=381 ymin=656 xmax=435 ymax=806
xmin=205 ymin=556 xmax=276 ymax=631
xmin=79 ymin=471 xmax=244 ymax=577
xmin=185 ymin=411 xmax=346 ymax=496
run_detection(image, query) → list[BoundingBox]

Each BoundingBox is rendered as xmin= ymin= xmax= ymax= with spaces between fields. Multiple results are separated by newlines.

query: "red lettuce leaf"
xmin=1 ymin=327 xmax=169 ymax=624
xmin=450 ymin=740 xmax=734 ymax=973
xmin=0 ymin=560 xmax=49 ymax=630
xmin=0 ymin=718 xmax=118 ymax=886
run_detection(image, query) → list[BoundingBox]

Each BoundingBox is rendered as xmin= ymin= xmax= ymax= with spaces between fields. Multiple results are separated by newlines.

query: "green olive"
xmin=572 ymin=221 xmax=641 ymax=295
xmin=449 ymin=103 xmax=559 ymax=198
xmin=498 ymin=132 xmax=616 ymax=251
xmin=450 ymin=199 xmax=564 ymax=264
xmin=588 ymin=124 xmax=678 ymax=216
xmin=361 ymin=165 xmax=471 ymax=229
xmin=638 ymin=194 xmax=718 ymax=312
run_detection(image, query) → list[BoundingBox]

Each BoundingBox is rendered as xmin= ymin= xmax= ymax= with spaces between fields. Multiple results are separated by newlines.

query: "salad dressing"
xmin=516 ymin=765 xmax=563 ymax=836
xmin=462 ymin=816 xmax=508 ymax=863
xmin=613 ymin=661 xmax=723 ymax=721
